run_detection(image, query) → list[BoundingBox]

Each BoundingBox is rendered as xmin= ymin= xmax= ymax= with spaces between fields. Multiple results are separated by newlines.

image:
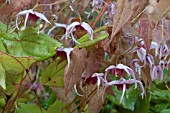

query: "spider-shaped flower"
xmin=155 ymin=42 xmax=169 ymax=60
xmin=48 ymin=22 xmax=93 ymax=44
xmin=16 ymin=9 xmax=50 ymax=33
xmin=65 ymin=22 xmax=93 ymax=43
xmin=151 ymin=65 xmax=163 ymax=80
xmin=105 ymin=78 xmax=145 ymax=103
xmin=105 ymin=64 xmax=136 ymax=80
xmin=57 ymin=47 xmax=73 ymax=72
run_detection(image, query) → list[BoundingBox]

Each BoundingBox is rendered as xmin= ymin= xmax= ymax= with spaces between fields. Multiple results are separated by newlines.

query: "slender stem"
xmin=70 ymin=86 xmax=97 ymax=113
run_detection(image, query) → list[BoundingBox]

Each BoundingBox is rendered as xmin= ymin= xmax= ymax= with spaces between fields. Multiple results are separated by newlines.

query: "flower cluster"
xmin=75 ymin=63 xmax=145 ymax=103
xmin=131 ymin=37 xmax=170 ymax=81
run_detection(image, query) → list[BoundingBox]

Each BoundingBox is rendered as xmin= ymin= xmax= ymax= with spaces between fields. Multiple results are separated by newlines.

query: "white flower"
xmin=91 ymin=73 xmax=105 ymax=89
xmin=47 ymin=23 xmax=67 ymax=35
xmin=131 ymin=59 xmax=141 ymax=77
xmin=105 ymin=64 xmax=136 ymax=80
xmin=155 ymin=42 xmax=169 ymax=60
xmin=57 ymin=47 xmax=73 ymax=72
xmin=150 ymin=41 xmax=158 ymax=50
xmin=105 ymin=2 xmax=115 ymax=18
xmin=16 ymin=9 xmax=51 ymax=33
xmin=65 ymin=22 xmax=93 ymax=43
xmin=105 ymin=78 xmax=145 ymax=103
xmin=136 ymin=47 xmax=146 ymax=63
xmin=74 ymin=84 xmax=83 ymax=96
xmin=48 ymin=21 xmax=93 ymax=44
xmin=151 ymin=65 xmax=163 ymax=80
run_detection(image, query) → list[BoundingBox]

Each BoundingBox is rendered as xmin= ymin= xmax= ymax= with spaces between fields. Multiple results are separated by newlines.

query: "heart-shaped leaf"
xmin=0 ymin=27 xmax=62 ymax=61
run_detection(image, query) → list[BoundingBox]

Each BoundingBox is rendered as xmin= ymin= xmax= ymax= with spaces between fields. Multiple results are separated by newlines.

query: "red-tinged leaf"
xmin=64 ymin=48 xmax=87 ymax=95
xmin=81 ymin=47 xmax=104 ymax=79
xmin=152 ymin=26 xmax=169 ymax=45
xmin=141 ymin=66 xmax=152 ymax=88
xmin=52 ymin=87 xmax=78 ymax=113
xmin=0 ymin=0 xmax=35 ymax=14
xmin=88 ymin=88 xmax=104 ymax=113
xmin=122 ymin=24 xmax=138 ymax=38
xmin=130 ymin=0 xmax=148 ymax=24
xmin=111 ymin=0 xmax=138 ymax=39
xmin=99 ymin=37 xmax=117 ymax=56
xmin=146 ymin=0 xmax=170 ymax=24
xmin=139 ymin=14 xmax=155 ymax=51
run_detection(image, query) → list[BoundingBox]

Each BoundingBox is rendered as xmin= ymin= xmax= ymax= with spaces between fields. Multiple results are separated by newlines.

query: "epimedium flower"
xmin=131 ymin=59 xmax=141 ymax=77
xmin=65 ymin=21 xmax=93 ymax=42
xmin=151 ymin=65 xmax=163 ymax=80
xmin=74 ymin=73 xmax=106 ymax=97
xmin=159 ymin=60 xmax=165 ymax=69
xmin=155 ymin=42 xmax=169 ymax=60
xmin=105 ymin=78 xmax=145 ymax=103
xmin=132 ymin=46 xmax=154 ymax=68
xmin=105 ymin=64 xmax=136 ymax=80
xmin=91 ymin=73 xmax=106 ymax=90
xmin=92 ymin=0 xmax=103 ymax=10
xmin=16 ymin=9 xmax=51 ymax=33
xmin=57 ymin=47 xmax=73 ymax=72
xmin=136 ymin=47 xmax=146 ymax=63
xmin=48 ymin=21 xmax=93 ymax=44
xmin=105 ymin=2 xmax=115 ymax=18
xmin=159 ymin=60 xmax=169 ymax=70
xmin=164 ymin=60 xmax=169 ymax=70
xmin=145 ymin=54 xmax=154 ymax=68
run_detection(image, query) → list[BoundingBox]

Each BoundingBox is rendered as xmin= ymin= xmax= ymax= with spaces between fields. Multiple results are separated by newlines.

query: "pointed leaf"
xmin=81 ymin=47 xmax=104 ymax=79
xmin=64 ymin=48 xmax=87 ymax=95
xmin=88 ymin=89 xmax=104 ymax=113
xmin=0 ymin=27 xmax=62 ymax=61
xmin=45 ymin=101 xmax=67 ymax=113
xmin=40 ymin=58 xmax=67 ymax=87
xmin=16 ymin=103 xmax=46 ymax=113
xmin=0 ymin=51 xmax=35 ymax=75
xmin=111 ymin=0 xmax=148 ymax=39
xmin=0 ymin=0 xmax=34 ymax=14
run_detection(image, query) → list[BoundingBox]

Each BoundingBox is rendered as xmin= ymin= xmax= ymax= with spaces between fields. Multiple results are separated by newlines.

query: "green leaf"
xmin=16 ymin=103 xmax=46 ymax=113
xmin=0 ymin=27 xmax=62 ymax=61
xmin=75 ymin=33 xmax=109 ymax=48
xmin=0 ymin=51 xmax=35 ymax=92
xmin=0 ymin=21 xmax=7 ymax=33
xmin=0 ymin=51 xmax=35 ymax=76
xmin=45 ymin=91 xmax=56 ymax=108
xmin=107 ymin=85 xmax=139 ymax=111
xmin=0 ymin=64 xmax=6 ymax=89
xmin=0 ymin=40 xmax=6 ymax=52
xmin=40 ymin=58 xmax=67 ymax=87
xmin=45 ymin=101 xmax=67 ymax=113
